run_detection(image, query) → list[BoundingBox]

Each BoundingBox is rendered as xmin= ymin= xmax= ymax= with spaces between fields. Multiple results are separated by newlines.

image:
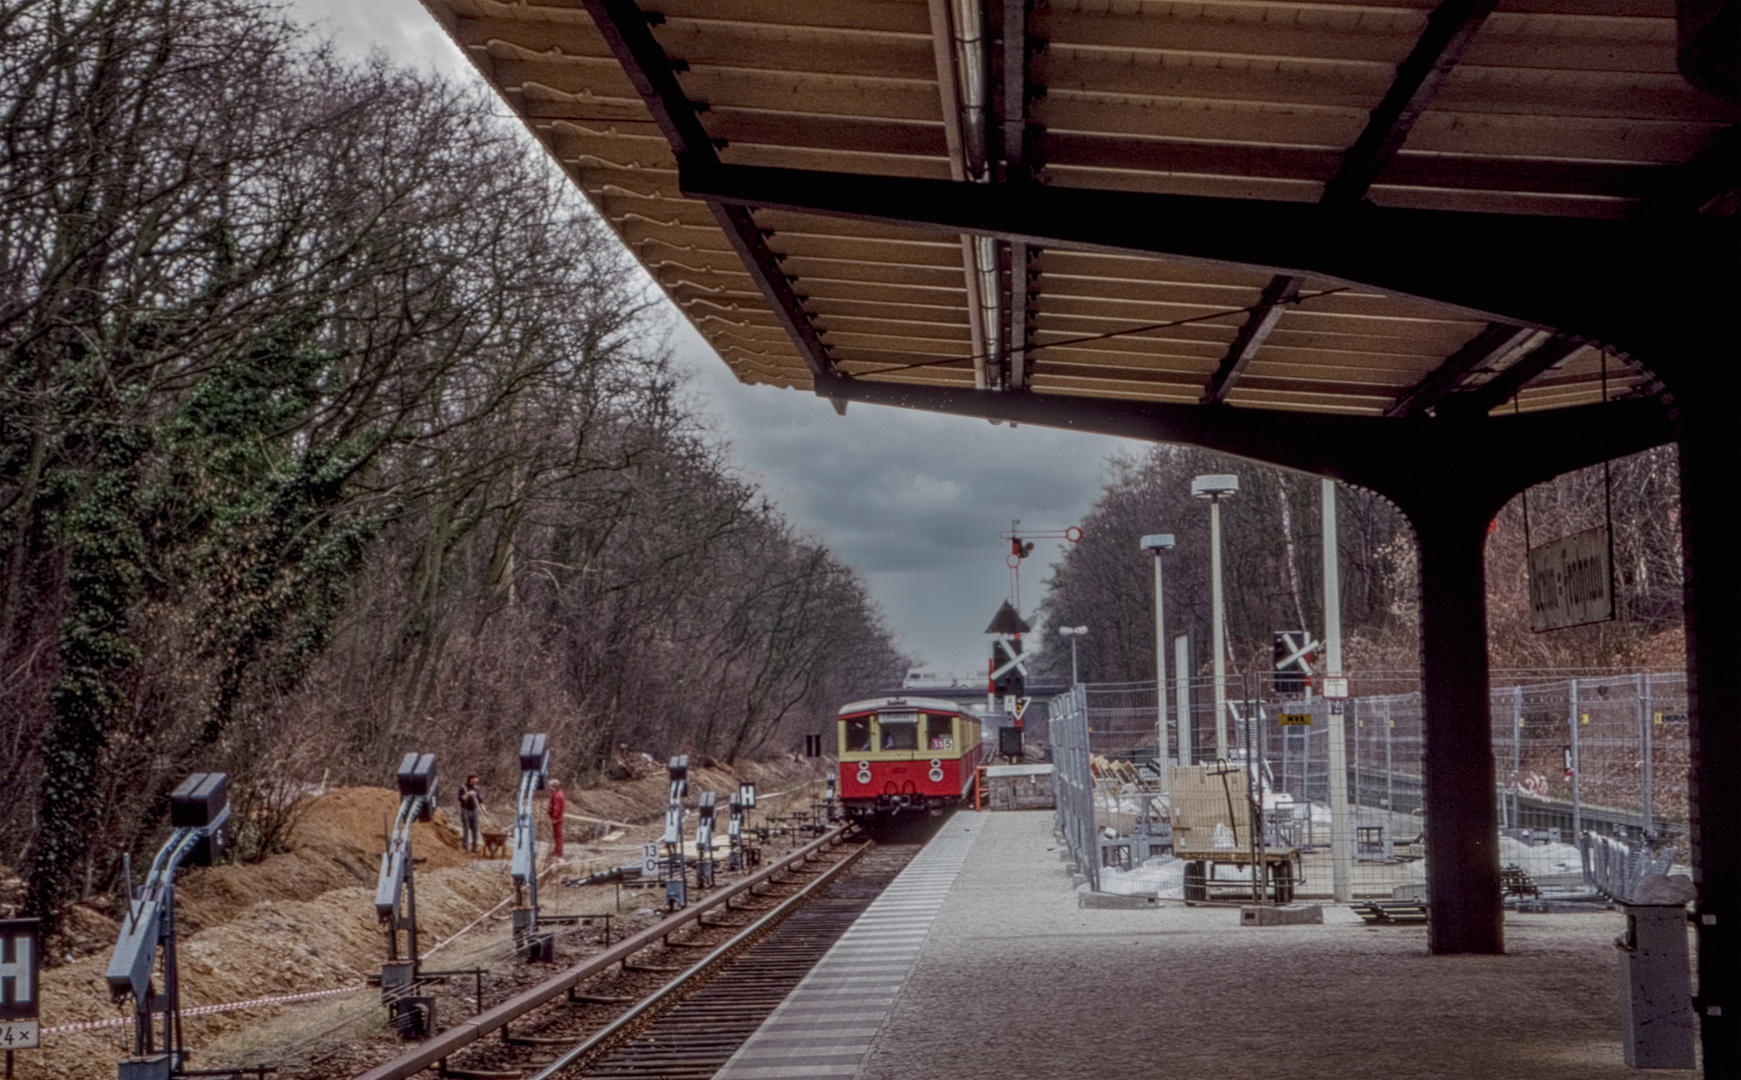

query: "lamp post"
xmin=1058 ymin=625 xmax=1089 ymax=685
xmin=1140 ymin=534 xmax=1175 ymax=783
xmin=1191 ymin=474 xmax=1239 ymax=760
xmin=1323 ymin=477 xmax=1352 ymax=902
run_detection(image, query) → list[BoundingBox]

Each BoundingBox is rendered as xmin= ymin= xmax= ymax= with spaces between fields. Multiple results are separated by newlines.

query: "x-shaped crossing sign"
xmin=1275 ymin=631 xmax=1320 ymax=674
xmin=990 ymin=635 xmax=1028 ymax=680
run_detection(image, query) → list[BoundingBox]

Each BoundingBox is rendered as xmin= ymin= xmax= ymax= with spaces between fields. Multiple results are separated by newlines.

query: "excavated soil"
xmin=30 ymin=757 xmax=823 ymax=1080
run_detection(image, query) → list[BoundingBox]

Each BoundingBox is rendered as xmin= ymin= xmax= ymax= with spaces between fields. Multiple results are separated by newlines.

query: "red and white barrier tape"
xmin=43 ymin=984 xmax=367 ymax=1035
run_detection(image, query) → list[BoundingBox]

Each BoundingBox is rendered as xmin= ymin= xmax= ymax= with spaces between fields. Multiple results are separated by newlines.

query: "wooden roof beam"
xmin=1209 ymin=1 xmax=1497 ymax=406
xmin=1385 ymin=323 xmax=1534 ymax=418
xmin=1202 ymin=276 xmax=1300 ymax=405
xmin=1441 ymin=333 xmax=1585 ymax=417
xmin=1320 ymin=0 xmax=1499 ymax=207
xmin=581 ymin=1 xmax=837 ymax=391
xmin=677 ymin=161 xmax=1737 ymax=372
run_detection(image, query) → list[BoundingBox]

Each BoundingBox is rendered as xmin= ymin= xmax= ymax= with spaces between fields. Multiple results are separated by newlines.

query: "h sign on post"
xmin=0 ymin=918 xmax=40 ymax=1051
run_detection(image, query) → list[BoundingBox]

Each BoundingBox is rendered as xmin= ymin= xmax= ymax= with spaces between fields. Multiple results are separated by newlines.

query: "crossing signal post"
xmin=375 ymin=754 xmax=439 ymax=1038
xmin=986 ymin=599 xmax=1032 ymax=726
xmin=106 ymin=774 xmax=237 ymax=1078
xmin=663 ymin=756 xmax=689 ymax=910
xmin=695 ymin=792 xmax=717 ymax=888
xmin=512 ymin=733 xmax=553 ymax=962
xmin=1273 ymin=630 xmax=1318 ymax=698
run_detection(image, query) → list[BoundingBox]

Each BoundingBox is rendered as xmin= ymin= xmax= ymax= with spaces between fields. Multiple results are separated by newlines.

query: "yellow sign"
xmin=1279 ymin=713 xmax=1312 ymax=726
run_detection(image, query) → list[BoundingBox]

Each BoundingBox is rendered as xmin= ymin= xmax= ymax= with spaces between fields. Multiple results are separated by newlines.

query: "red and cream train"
xmin=836 ymin=697 xmax=984 ymax=818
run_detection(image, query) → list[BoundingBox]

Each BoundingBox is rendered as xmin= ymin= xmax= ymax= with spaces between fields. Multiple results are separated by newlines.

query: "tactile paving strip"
xmin=712 ymin=817 xmax=984 ymax=1079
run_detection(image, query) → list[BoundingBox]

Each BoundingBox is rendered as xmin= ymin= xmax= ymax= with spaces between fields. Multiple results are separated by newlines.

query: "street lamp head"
xmin=1058 ymin=626 xmax=1089 ymax=637
xmin=1191 ymin=474 xmax=1240 ymax=500
xmin=1140 ymin=533 xmax=1176 ymax=552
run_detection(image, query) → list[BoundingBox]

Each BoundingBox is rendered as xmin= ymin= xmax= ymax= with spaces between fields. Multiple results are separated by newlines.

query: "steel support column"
xmin=1680 ymin=387 xmax=1739 ymax=1074
xmin=1407 ymin=493 xmax=1504 ymax=954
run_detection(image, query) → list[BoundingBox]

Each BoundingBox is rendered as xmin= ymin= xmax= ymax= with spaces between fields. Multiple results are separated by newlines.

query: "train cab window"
xmin=845 ymin=718 xmax=873 ymax=753
xmin=927 ymin=714 xmax=954 ymax=751
xmin=878 ymin=715 xmax=918 ymax=751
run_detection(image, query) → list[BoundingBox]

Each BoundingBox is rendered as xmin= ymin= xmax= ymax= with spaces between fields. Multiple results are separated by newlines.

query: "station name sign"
xmin=1528 ymin=525 xmax=1614 ymax=632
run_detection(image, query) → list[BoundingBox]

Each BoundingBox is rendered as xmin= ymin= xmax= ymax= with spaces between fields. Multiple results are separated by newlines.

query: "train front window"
xmin=878 ymin=714 xmax=918 ymax=751
xmin=845 ymin=718 xmax=873 ymax=753
xmin=927 ymin=714 xmax=954 ymax=751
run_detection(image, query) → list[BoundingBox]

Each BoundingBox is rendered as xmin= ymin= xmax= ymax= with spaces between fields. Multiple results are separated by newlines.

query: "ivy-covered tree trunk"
xmin=26 ymin=427 xmax=150 ymax=936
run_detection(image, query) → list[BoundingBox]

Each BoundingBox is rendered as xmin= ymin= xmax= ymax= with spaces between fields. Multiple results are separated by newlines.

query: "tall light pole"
xmin=1322 ymin=477 xmax=1353 ymax=901
xmin=1140 ymin=534 xmax=1175 ymax=786
xmin=1058 ymin=625 xmax=1089 ymax=685
xmin=1191 ymin=474 xmax=1239 ymax=760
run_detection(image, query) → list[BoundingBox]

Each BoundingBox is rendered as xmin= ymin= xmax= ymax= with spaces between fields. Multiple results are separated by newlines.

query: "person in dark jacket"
xmin=458 ymin=775 xmax=484 ymax=853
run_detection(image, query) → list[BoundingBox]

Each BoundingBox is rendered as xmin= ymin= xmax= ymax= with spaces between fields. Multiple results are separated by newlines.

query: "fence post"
xmin=1384 ymin=697 xmax=1393 ymax=821
xmin=1511 ymin=685 xmax=1522 ymax=832
xmin=1570 ymin=678 xmax=1583 ymax=850
xmin=1640 ymin=672 xmax=1653 ymax=837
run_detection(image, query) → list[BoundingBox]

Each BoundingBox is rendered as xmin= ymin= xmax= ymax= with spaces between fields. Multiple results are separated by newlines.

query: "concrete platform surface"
xmin=731 ymin=811 xmax=1699 ymax=1079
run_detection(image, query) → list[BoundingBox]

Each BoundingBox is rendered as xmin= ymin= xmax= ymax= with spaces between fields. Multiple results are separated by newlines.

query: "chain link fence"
xmin=1050 ymin=672 xmax=1689 ymax=902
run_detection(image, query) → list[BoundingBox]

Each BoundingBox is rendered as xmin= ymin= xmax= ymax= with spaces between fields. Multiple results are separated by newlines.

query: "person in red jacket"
xmin=548 ymin=780 xmax=566 ymax=860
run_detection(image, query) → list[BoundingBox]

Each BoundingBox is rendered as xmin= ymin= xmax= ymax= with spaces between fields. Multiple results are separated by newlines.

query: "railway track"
xmin=355 ymin=825 xmax=922 ymax=1080
xmin=542 ymin=842 xmax=915 ymax=1080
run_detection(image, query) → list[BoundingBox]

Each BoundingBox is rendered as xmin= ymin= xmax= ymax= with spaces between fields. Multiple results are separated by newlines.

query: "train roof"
xmin=837 ymin=697 xmax=970 ymax=718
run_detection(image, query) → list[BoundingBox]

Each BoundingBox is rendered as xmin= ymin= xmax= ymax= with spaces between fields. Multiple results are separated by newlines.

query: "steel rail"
xmin=525 ymin=839 xmax=871 ymax=1079
xmin=354 ymin=825 xmax=850 ymax=1080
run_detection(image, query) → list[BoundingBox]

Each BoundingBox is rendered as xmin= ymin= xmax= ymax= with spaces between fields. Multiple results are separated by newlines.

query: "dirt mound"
xmin=34 ymin=758 xmax=829 ymax=1079
xmin=177 ymin=787 xmax=467 ymax=928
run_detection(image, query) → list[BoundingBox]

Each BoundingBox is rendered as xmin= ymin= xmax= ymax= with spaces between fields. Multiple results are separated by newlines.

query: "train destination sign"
xmin=1527 ymin=526 xmax=1614 ymax=632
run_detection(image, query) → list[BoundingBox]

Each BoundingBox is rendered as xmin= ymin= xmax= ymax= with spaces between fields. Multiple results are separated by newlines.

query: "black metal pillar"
xmin=1408 ymin=493 xmax=1504 ymax=954
xmin=1680 ymin=396 xmax=1738 ymax=1077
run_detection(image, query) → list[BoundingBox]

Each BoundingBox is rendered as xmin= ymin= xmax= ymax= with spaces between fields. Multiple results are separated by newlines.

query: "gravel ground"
xmin=859 ymin=811 xmax=1698 ymax=1080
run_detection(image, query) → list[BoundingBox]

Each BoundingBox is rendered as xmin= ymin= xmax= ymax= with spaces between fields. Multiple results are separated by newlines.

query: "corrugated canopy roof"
xmin=422 ymin=0 xmax=1737 ymax=425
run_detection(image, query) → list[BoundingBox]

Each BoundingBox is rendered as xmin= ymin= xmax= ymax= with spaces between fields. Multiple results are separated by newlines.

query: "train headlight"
xmin=928 ymin=759 xmax=944 ymax=783
xmin=856 ymin=763 xmax=872 ymax=786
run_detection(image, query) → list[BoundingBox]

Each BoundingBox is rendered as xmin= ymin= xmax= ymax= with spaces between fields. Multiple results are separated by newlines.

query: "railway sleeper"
xmin=437 ymin=1062 xmax=520 ymax=1080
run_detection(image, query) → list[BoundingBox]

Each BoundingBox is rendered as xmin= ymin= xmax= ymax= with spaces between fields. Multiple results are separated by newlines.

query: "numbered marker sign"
xmin=0 ymin=918 xmax=40 ymax=1051
xmin=642 ymin=843 xmax=660 ymax=877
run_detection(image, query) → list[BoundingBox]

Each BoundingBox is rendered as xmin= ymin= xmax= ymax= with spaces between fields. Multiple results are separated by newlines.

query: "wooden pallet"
xmin=1354 ymin=900 xmax=1429 ymax=925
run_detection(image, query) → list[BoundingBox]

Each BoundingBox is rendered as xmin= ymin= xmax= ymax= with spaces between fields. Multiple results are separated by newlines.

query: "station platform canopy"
xmin=420 ymin=0 xmax=1734 ymax=437
xmin=423 ymin=0 xmax=1738 ymax=1063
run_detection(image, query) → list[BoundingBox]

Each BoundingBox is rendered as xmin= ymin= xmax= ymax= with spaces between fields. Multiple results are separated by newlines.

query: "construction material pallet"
xmin=1354 ymin=900 xmax=1429 ymax=925
xmin=1500 ymin=865 xmax=1541 ymax=899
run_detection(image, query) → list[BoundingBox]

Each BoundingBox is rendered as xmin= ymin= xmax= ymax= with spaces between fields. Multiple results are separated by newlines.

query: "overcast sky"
xmin=289 ymin=0 xmax=1132 ymax=673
